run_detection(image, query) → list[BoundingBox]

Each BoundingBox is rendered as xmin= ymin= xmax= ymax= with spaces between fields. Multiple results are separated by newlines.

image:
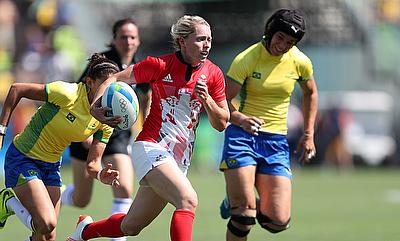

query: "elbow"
xmin=212 ymin=116 xmax=229 ymax=132
xmin=212 ymin=123 xmax=227 ymax=132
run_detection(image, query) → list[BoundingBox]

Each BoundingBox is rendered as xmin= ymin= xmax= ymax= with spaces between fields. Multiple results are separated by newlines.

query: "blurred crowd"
xmin=0 ymin=0 xmax=86 ymax=136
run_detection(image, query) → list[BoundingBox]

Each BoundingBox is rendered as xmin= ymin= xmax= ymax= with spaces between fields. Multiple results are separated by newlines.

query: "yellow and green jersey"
xmin=13 ymin=81 xmax=113 ymax=163
xmin=227 ymin=42 xmax=313 ymax=134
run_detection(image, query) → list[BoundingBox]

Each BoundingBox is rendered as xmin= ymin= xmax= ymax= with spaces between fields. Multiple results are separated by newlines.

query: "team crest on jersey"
xmin=162 ymin=74 xmax=173 ymax=82
xmin=66 ymin=113 xmax=76 ymax=123
xmin=252 ymin=72 xmax=261 ymax=79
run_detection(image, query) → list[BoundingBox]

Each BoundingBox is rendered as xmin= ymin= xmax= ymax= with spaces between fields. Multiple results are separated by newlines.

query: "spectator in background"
xmin=315 ymin=107 xmax=353 ymax=168
xmin=0 ymin=54 xmax=120 ymax=241
xmin=61 ymin=18 xmax=150 ymax=241
xmin=66 ymin=15 xmax=229 ymax=241
xmin=0 ymin=0 xmax=18 ymax=57
xmin=218 ymin=9 xmax=318 ymax=240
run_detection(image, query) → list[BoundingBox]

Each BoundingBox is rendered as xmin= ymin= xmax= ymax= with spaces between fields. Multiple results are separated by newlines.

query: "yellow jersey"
xmin=14 ymin=81 xmax=113 ymax=163
xmin=227 ymin=42 xmax=313 ymax=134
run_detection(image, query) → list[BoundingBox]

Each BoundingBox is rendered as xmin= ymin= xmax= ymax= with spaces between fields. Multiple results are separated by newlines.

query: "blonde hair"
xmin=170 ymin=15 xmax=210 ymax=51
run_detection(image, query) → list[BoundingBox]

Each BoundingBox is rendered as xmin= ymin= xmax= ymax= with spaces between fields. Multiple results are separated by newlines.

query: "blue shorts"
xmin=4 ymin=143 xmax=62 ymax=188
xmin=219 ymin=124 xmax=292 ymax=179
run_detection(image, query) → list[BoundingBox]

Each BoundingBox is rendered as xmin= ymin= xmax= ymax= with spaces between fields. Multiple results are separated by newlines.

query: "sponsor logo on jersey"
xmin=162 ymin=74 xmax=173 ymax=82
xmin=66 ymin=113 xmax=76 ymax=123
xmin=197 ymin=74 xmax=207 ymax=83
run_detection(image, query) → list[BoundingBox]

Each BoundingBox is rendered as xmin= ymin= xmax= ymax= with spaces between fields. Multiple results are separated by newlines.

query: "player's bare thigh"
xmin=255 ymin=174 xmax=291 ymax=223
xmin=224 ymin=165 xmax=257 ymax=215
xmin=14 ymin=179 xmax=59 ymax=235
xmin=144 ymin=161 xmax=197 ymax=210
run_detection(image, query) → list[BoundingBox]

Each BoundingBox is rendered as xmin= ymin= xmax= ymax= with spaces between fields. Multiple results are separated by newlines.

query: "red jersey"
xmin=134 ymin=52 xmax=226 ymax=166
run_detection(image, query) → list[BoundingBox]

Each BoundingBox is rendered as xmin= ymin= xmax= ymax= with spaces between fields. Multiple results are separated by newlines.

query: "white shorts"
xmin=131 ymin=141 xmax=188 ymax=185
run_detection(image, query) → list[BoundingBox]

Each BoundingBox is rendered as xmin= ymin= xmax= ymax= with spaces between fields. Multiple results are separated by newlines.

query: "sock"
xmin=82 ymin=213 xmax=125 ymax=240
xmin=61 ymin=184 xmax=75 ymax=206
xmin=111 ymin=198 xmax=132 ymax=241
xmin=7 ymin=197 xmax=35 ymax=231
xmin=170 ymin=209 xmax=195 ymax=241
xmin=111 ymin=198 xmax=132 ymax=215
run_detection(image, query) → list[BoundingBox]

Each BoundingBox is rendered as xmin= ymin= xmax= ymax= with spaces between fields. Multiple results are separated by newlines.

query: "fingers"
xmin=111 ymin=179 xmax=120 ymax=187
xmin=105 ymin=163 xmax=113 ymax=170
xmin=250 ymin=125 xmax=260 ymax=136
xmin=300 ymin=150 xmax=315 ymax=164
xmin=194 ymin=80 xmax=208 ymax=101
xmin=305 ymin=150 xmax=316 ymax=160
xmin=240 ymin=117 xmax=263 ymax=136
xmin=100 ymin=164 xmax=120 ymax=186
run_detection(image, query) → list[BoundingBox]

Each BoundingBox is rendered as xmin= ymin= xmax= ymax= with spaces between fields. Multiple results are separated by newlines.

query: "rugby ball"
xmin=101 ymin=82 xmax=139 ymax=130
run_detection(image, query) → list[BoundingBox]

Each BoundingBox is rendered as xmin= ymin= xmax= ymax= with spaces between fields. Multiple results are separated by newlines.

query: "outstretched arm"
xmin=0 ymin=83 xmax=46 ymax=149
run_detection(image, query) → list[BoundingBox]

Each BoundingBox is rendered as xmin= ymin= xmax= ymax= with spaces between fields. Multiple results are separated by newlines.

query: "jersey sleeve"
xmin=133 ymin=56 xmax=166 ymax=84
xmin=93 ymin=124 xmax=113 ymax=143
xmin=296 ymin=51 xmax=314 ymax=81
xmin=226 ymin=49 xmax=253 ymax=85
xmin=46 ymin=81 xmax=78 ymax=107
xmin=208 ymin=66 xmax=226 ymax=103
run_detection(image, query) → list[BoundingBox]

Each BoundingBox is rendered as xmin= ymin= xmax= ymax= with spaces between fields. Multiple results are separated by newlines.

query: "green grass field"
xmin=1 ymin=167 xmax=400 ymax=241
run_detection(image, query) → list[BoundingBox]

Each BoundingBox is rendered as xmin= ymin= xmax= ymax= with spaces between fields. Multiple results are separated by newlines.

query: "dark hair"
xmin=112 ymin=18 xmax=137 ymax=39
xmin=86 ymin=53 xmax=119 ymax=80
xmin=264 ymin=9 xmax=306 ymax=44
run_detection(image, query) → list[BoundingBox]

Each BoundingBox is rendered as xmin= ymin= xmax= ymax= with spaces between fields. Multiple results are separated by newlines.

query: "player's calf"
xmin=256 ymin=212 xmax=290 ymax=233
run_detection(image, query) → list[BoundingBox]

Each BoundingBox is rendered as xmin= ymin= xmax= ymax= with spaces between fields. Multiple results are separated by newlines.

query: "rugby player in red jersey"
xmin=66 ymin=15 xmax=229 ymax=241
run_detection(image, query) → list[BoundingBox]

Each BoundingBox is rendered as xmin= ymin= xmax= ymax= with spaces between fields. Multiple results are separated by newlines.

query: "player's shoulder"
xmin=142 ymin=53 xmax=173 ymax=67
xmin=46 ymin=81 xmax=81 ymax=104
xmin=48 ymin=80 xmax=79 ymax=92
xmin=288 ymin=46 xmax=311 ymax=63
xmin=203 ymin=59 xmax=223 ymax=75
xmin=234 ymin=42 xmax=263 ymax=63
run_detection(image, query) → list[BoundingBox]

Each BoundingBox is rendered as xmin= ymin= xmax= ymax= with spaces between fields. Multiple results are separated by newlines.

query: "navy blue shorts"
xmin=219 ymin=124 xmax=292 ymax=179
xmin=4 ymin=143 xmax=62 ymax=188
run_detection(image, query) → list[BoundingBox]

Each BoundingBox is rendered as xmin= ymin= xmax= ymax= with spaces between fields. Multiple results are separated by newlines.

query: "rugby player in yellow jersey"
xmin=218 ymin=9 xmax=318 ymax=240
xmin=0 ymin=53 xmax=122 ymax=241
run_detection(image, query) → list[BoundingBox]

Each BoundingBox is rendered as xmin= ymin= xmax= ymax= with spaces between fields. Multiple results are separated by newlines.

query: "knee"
xmin=73 ymin=195 xmax=91 ymax=208
xmin=227 ymin=214 xmax=256 ymax=238
xmin=34 ymin=218 xmax=57 ymax=235
xmin=176 ymin=190 xmax=198 ymax=211
xmin=256 ymin=212 xmax=290 ymax=234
